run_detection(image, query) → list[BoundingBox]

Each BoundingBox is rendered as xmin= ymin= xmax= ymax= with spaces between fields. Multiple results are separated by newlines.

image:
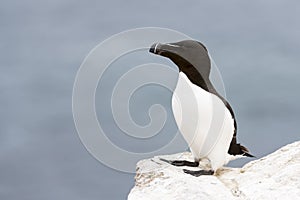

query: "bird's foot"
xmin=183 ymin=169 xmax=214 ymax=176
xmin=159 ymin=158 xmax=199 ymax=167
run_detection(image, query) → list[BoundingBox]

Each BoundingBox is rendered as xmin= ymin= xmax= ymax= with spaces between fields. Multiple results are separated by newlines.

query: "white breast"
xmin=172 ymin=72 xmax=235 ymax=170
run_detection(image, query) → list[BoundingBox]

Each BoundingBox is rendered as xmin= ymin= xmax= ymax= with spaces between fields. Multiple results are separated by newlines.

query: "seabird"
xmin=149 ymin=40 xmax=253 ymax=176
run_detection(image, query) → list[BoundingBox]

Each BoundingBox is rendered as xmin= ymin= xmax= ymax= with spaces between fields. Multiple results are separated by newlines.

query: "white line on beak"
xmin=153 ymin=43 xmax=159 ymax=54
xmin=166 ymin=43 xmax=180 ymax=48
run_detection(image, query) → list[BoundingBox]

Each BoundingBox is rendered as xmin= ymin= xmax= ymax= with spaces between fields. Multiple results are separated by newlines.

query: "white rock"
xmin=128 ymin=141 xmax=300 ymax=200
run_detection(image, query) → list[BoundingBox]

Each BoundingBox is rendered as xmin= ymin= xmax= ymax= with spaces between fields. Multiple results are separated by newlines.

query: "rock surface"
xmin=128 ymin=141 xmax=300 ymax=200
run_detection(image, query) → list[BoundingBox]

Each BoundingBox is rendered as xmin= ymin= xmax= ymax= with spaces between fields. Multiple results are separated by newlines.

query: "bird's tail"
xmin=240 ymin=144 xmax=255 ymax=157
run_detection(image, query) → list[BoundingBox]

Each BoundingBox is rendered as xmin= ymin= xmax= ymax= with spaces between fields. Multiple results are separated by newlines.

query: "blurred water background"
xmin=1 ymin=0 xmax=300 ymax=199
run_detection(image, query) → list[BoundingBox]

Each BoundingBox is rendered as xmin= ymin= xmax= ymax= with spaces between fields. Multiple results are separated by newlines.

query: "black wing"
xmin=222 ymin=100 xmax=254 ymax=157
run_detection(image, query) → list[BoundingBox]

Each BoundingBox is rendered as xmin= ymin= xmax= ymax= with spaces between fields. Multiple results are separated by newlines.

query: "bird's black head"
xmin=149 ymin=40 xmax=212 ymax=91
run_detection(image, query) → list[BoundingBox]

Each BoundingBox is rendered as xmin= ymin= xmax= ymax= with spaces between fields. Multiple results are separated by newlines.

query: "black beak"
xmin=149 ymin=43 xmax=161 ymax=54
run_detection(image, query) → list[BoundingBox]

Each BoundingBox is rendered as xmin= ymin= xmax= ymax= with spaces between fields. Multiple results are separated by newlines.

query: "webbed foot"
xmin=183 ymin=169 xmax=214 ymax=176
xmin=159 ymin=158 xmax=199 ymax=167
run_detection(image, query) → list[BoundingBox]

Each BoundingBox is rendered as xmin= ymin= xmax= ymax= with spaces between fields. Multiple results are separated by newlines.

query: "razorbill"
xmin=149 ymin=40 xmax=253 ymax=176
